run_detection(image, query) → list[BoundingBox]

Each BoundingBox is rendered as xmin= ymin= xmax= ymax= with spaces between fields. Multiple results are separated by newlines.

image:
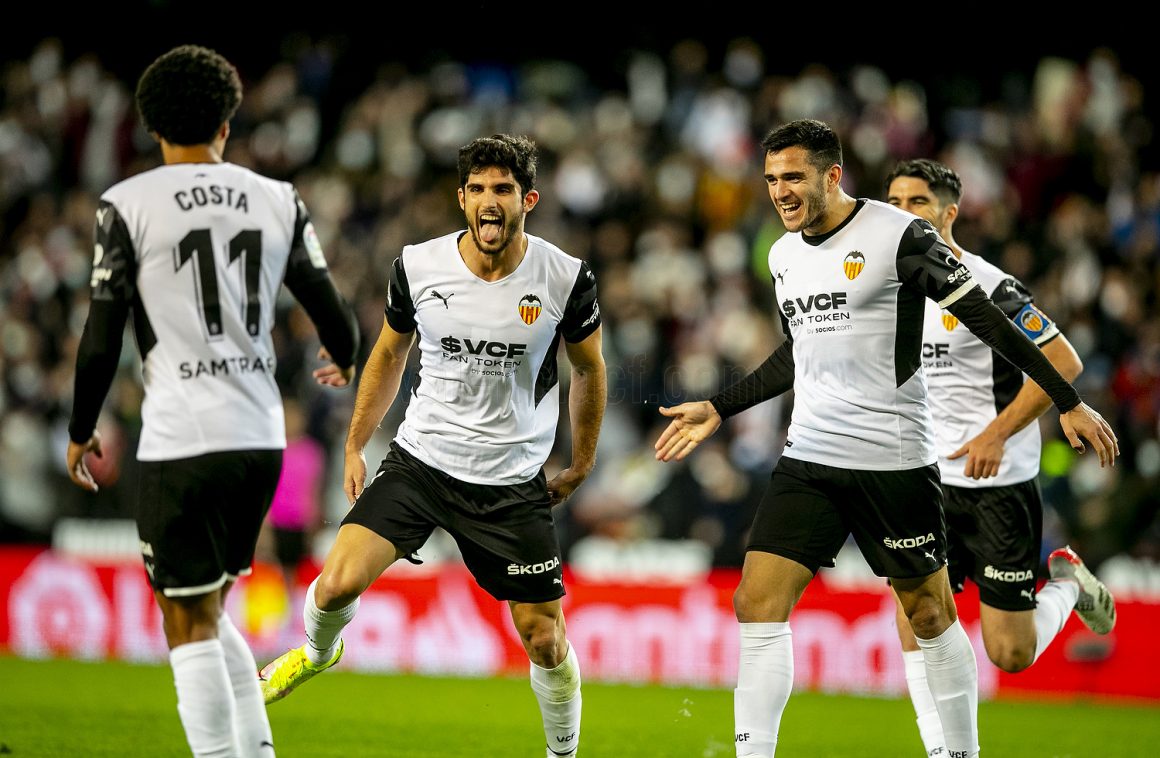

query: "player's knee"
xmin=313 ymin=570 xmax=365 ymax=610
xmin=733 ymin=584 xmax=777 ymax=622
xmin=985 ymin=638 xmax=1035 ymax=673
xmin=906 ymin=601 xmax=950 ymax=639
xmin=519 ymin=618 xmax=564 ymax=667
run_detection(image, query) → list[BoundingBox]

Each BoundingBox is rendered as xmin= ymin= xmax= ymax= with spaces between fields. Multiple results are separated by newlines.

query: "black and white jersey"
xmin=88 ymin=163 xmax=338 ymax=460
xmin=385 ymin=231 xmax=600 ymax=485
xmin=768 ymin=199 xmax=975 ymax=471
xmin=923 ymin=251 xmax=1058 ymax=487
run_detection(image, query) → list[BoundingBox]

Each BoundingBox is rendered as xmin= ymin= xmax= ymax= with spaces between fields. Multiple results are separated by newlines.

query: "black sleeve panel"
xmin=282 ymin=190 xmax=331 ymax=289
xmin=989 ymin=276 xmax=1034 ymax=318
xmin=709 ymin=339 xmax=795 ymax=419
xmin=384 ymin=256 xmax=417 ymax=333
xmin=946 ymin=286 xmax=1080 ymax=412
xmin=895 ymin=218 xmax=974 ymax=302
xmin=69 ymin=300 xmax=129 ymax=443
xmin=69 ymin=202 xmax=138 ymax=443
xmin=91 ymin=201 xmax=137 ymax=303
xmin=287 ymin=276 xmax=360 ymax=370
xmin=560 ymin=261 xmax=601 ymax=343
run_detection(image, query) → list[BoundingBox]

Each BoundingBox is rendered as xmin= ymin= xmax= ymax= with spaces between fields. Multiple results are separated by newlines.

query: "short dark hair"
xmin=760 ymin=119 xmax=843 ymax=174
xmin=457 ymin=134 xmax=537 ymax=194
xmin=136 ymin=45 xmax=242 ymax=146
xmin=885 ymin=159 xmax=963 ymax=206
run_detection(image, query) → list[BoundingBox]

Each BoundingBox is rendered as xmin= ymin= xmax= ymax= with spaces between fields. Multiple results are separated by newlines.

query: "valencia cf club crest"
xmin=518 ymin=294 xmax=542 ymax=325
xmin=942 ymin=312 xmax=959 ymax=331
xmin=843 ymin=251 xmax=865 ymax=280
xmin=1020 ymin=308 xmax=1043 ymax=333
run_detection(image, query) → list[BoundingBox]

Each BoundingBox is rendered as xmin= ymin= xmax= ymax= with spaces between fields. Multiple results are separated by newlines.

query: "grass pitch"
xmin=1 ymin=656 xmax=1157 ymax=757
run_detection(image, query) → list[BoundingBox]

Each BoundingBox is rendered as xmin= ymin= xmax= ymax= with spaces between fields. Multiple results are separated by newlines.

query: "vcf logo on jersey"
xmin=942 ymin=311 xmax=959 ymax=331
xmin=843 ymin=251 xmax=865 ymax=280
xmin=518 ymin=293 xmax=542 ymax=325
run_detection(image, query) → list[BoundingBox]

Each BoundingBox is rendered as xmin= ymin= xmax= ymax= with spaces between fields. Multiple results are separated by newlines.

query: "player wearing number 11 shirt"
xmin=65 ymin=45 xmax=359 ymax=757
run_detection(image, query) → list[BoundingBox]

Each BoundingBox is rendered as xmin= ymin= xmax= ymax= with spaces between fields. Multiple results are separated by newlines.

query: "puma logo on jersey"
xmin=430 ymin=290 xmax=454 ymax=308
xmin=580 ymin=302 xmax=600 ymax=328
xmin=775 ymin=270 xmax=786 ymax=286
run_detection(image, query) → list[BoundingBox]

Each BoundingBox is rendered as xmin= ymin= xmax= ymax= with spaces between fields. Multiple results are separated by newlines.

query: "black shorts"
xmin=944 ymin=479 xmax=1043 ymax=611
xmin=343 ymin=442 xmax=563 ymax=603
xmin=748 ymin=456 xmax=946 ymax=579
xmin=137 ymin=449 xmax=282 ymax=598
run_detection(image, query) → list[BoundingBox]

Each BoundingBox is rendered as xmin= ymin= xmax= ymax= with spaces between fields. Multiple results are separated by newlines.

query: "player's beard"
xmin=469 ymin=210 xmax=522 ymax=256
xmin=784 ymin=178 xmax=828 ymax=234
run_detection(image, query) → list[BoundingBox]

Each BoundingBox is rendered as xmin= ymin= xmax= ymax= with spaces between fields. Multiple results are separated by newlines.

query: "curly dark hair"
xmin=760 ymin=119 xmax=843 ymax=174
xmin=885 ymin=158 xmax=964 ymax=207
xmin=135 ymin=45 xmax=242 ymax=146
xmin=457 ymin=134 xmax=537 ymax=194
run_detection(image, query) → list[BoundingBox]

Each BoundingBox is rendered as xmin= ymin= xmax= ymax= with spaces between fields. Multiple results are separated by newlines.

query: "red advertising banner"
xmin=2 ymin=546 xmax=1155 ymax=701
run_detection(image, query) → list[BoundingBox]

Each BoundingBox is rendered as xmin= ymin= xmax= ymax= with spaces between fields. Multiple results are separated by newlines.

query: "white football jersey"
xmin=386 ymin=231 xmax=600 ymax=485
xmin=93 ymin=162 xmax=335 ymax=460
xmin=923 ymin=250 xmax=1059 ymax=487
xmin=768 ymin=199 xmax=976 ymax=471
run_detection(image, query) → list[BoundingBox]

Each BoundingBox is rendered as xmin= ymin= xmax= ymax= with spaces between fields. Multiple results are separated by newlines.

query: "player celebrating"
xmin=885 ymin=158 xmax=1116 ymax=756
xmin=259 ymin=134 xmax=605 ymax=758
xmin=66 ymin=45 xmax=360 ymax=757
xmin=655 ymin=120 xmax=1118 ymax=758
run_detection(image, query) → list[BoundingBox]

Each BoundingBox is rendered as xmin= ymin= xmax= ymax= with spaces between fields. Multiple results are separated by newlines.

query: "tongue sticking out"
xmin=479 ymin=219 xmax=502 ymax=245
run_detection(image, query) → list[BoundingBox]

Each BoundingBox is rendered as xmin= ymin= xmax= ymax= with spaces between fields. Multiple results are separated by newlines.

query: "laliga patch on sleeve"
xmin=1015 ymin=303 xmax=1053 ymax=340
xmin=303 ymin=222 xmax=327 ymax=269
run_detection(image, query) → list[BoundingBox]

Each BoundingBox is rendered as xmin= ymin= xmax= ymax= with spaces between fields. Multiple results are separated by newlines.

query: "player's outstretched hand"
xmin=66 ymin=431 xmax=103 ymax=493
xmin=343 ymin=447 xmax=368 ymax=505
xmin=548 ymin=467 xmax=590 ymax=506
xmin=654 ymin=401 xmax=721 ymax=462
xmin=313 ymin=347 xmax=355 ymax=388
xmin=1059 ymin=401 xmax=1119 ymax=467
xmin=946 ymin=427 xmax=1005 ymax=479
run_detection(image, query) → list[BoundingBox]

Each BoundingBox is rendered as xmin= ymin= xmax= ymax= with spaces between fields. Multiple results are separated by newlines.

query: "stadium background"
xmin=3 ymin=6 xmax=1160 ymax=716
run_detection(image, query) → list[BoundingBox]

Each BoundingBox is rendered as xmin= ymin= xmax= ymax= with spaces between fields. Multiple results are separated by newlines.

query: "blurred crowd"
xmin=1 ymin=36 xmax=1157 ymax=574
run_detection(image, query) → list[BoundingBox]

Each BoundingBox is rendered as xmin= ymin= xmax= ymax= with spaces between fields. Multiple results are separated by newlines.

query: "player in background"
xmin=885 ymin=158 xmax=1116 ymax=757
xmin=654 ymin=119 xmax=1118 ymax=758
xmin=258 ymin=134 xmax=605 ymax=758
xmin=66 ymin=45 xmax=360 ymax=758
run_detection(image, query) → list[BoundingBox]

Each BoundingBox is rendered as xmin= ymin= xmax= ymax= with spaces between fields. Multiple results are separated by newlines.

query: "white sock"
xmin=530 ymin=643 xmax=582 ymax=756
xmin=219 ymin=614 xmax=275 ymax=757
xmin=915 ymin=620 xmax=978 ymax=758
xmin=1033 ymin=579 xmax=1079 ymax=663
xmin=903 ymin=649 xmax=946 ymax=757
xmin=734 ymin=622 xmax=793 ymax=758
xmin=170 ymin=638 xmax=239 ymax=758
xmin=302 ymin=576 xmax=358 ymax=666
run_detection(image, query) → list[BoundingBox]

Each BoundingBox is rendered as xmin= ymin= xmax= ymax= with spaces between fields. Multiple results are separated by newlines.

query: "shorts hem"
xmin=745 ymin=545 xmax=823 ymax=574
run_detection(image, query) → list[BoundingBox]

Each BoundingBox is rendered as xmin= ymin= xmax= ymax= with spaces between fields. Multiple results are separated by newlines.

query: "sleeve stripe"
xmin=938 ymin=278 xmax=977 ymax=309
xmin=1033 ymin=324 xmax=1061 ymax=346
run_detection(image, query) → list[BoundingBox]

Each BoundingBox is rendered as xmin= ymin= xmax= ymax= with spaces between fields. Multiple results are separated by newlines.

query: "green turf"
xmin=1 ymin=656 xmax=1157 ymax=757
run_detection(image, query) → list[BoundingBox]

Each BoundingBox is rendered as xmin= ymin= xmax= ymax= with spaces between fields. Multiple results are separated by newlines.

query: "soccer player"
xmin=258 ymin=134 xmax=605 ymax=758
xmin=65 ymin=45 xmax=360 ymax=758
xmin=654 ymin=119 xmax=1118 ymax=758
xmin=885 ymin=158 xmax=1116 ymax=756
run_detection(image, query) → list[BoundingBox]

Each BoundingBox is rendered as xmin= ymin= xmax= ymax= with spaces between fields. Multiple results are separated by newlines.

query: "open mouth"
xmin=479 ymin=213 xmax=503 ymax=244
